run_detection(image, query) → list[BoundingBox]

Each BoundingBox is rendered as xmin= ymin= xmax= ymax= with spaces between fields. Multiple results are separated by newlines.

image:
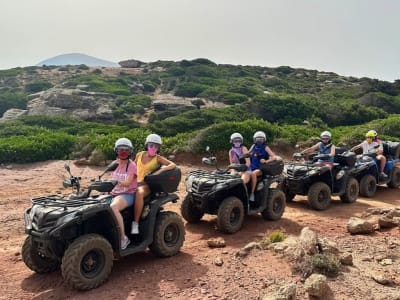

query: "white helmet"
xmin=320 ymin=131 xmax=332 ymax=139
xmin=145 ymin=133 xmax=162 ymax=145
xmin=114 ymin=137 xmax=133 ymax=150
xmin=253 ymin=131 xmax=266 ymax=142
xmin=230 ymin=132 xmax=243 ymax=143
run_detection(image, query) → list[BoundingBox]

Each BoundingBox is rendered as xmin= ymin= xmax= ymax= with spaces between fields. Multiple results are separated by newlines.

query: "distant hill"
xmin=36 ymin=53 xmax=119 ymax=67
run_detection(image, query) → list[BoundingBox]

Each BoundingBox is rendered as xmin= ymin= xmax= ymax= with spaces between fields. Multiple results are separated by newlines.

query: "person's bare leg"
xmin=111 ymin=196 xmax=128 ymax=238
xmin=134 ymin=185 xmax=149 ymax=223
xmin=379 ymin=155 xmax=387 ymax=173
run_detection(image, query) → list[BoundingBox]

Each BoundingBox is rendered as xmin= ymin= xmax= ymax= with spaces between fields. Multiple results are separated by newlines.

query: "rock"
xmin=339 ymin=253 xmax=353 ymax=266
xmin=379 ymin=259 xmax=393 ymax=266
xmin=318 ymin=237 xmax=339 ymax=255
xmin=243 ymin=242 xmax=261 ymax=252
xmin=118 ymin=59 xmax=145 ymax=68
xmin=379 ymin=216 xmax=400 ymax=228
xmin=207 ymin=237 xmax=226 ymax=248
xmin=304 ymin=274 xmax=329 ymax=298
xmin=371 ymin=271 xmax=393 ymax=285
xmin=214 ymin=256 xmax=224 ymax=266
xmin=261 ymin=283 xmax=296 ymax=300
xmin=299 ymin=227 xmax=318 ymax=255
xmin=0 ymin=108 xmax=27 ymax=122
xmin=347 ymin=217 xmax=375 ymax=234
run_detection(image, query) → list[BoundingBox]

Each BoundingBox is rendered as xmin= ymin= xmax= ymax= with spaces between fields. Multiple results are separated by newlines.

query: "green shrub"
xmin=175 ymin=82 xmax=208 ymax=97
xmin=269 ymin=230 xmax=286 ymax=243
xmin=25 ymin=81 xmax=53 ymax=93
xmin=312 ymin=253 xmax=341 ymax=277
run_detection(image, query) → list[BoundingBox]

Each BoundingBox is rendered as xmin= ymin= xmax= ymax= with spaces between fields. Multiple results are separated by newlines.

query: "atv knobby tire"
xmin=388 ymin=167 xmax=400 ymax=188
xmin=359 ymin=174 xmax=377 ymax=197
xmin=308 ymin=182 xmax=331 ymax=211
xmin=261 ymin=189 xmax=286 ymax=220
xmin=278 ymin=181 xmax=295 ymax=202
xmin=61 ymin=234 xmax=113 ymax=290
xmin=217 ymin=196 xmax=244 ymax=234
xmin=180 ymin=194 xmax=204 ymax=223
xmin=340 ymin=177 xmax=359 ymax=203
xmin=149 ymin=211 xmax=185 ymax=257
xmin=22 ymin=236 xmax=60 ymax=273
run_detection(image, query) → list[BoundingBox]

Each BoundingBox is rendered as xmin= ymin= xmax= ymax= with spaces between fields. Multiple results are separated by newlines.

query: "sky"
xmin=0 ymin=0 xmax=399 ymax=82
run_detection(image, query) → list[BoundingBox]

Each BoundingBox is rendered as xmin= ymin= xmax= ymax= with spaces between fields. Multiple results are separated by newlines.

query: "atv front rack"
xmin=32 ymin=195 xmax=102 ymax=208
xmin=187 ymin=169 xmax=238 ymax=181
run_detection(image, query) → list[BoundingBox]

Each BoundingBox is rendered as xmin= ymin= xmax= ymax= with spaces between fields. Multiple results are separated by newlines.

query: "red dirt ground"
xmin=0 ymin=160 xmax=399 ymax=300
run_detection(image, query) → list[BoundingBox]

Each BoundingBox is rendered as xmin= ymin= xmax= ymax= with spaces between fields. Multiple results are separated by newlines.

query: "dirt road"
xmin=0 ymin=160 xmax=399 ymax=299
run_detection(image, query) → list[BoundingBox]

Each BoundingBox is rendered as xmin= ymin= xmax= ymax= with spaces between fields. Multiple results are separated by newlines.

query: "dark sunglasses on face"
xmin=147 ymin=143 xmax=159 ymax=149
xmin=117 ymin=148 xmax=130 ymax=153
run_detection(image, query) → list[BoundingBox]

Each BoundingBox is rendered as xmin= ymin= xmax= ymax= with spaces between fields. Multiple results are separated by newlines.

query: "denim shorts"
xmin=119 ymin=193 xmax=136 ymax=206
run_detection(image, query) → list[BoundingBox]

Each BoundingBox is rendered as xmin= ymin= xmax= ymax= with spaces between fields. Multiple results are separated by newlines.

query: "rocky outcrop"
xmin=1 ymin=87 xmax=115 ymax=122
xmin=118 ymin=59 xmax=145 ymax=68
xmin=152 ymin=93 xmax=197 ymax=112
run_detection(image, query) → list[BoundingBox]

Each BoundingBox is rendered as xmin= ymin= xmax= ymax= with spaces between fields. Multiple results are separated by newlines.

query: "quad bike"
xmin=22 ymin=162 xmax=184 ymax=290
xmin=280 ymin=149 xmax=359 ymax=211
xmin=181 ymin=150 xmax=286 ymax=234
xmin=351 ymin=142 xmax=400 ymax=197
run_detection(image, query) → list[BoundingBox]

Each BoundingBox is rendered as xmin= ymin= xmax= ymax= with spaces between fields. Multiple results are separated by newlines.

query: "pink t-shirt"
xmin=111 ymin=160 xmax=138 ymax=196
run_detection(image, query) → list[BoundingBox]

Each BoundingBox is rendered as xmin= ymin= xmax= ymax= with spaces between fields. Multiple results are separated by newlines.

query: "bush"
xmin=25 ymin=81 xmax=53 ymax=93
xmin=175 ymin=82 xmax=208 ymax=97
xmin=269 ymin=230 xmax=286 ymax=243
xmin=312 ymin=253 xmax=341 ymax=277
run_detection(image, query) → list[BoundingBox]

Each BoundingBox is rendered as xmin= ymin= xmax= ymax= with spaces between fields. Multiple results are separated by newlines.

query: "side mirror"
xmin=64 ymin=163 xmax=72 ymax=175
xmin=63 ymin=179 xmax=72 ymax=188
xmin=202 ymin=157 xmax=216 ymax=166
xmin=205 ymin=146 xmax=210 ymax=153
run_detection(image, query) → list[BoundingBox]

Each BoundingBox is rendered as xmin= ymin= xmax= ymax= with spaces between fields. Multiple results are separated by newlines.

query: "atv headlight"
xmin=185 ymin=175 xmax=194 ymax=192
xmin=336 ymin=170 xmax=345 ymax=180
xmin=307 ymin=169 xmax=319 ymax=176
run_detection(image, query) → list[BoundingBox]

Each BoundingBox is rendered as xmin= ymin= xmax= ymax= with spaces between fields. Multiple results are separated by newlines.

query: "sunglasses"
xmin=233 ymin=139 xmax=242 ymax=143
xmin=116 ymin=148 xmax=130 ymax=153
xmin=147 ymin=143 xmax=159 ymax=149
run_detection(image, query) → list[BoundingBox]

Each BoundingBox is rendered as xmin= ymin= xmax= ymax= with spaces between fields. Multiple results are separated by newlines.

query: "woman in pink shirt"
xmin=110 ymin=138 xmax=138 ymax=250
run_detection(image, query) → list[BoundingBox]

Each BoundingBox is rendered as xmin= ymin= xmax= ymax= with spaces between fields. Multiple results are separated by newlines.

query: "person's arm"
xmin=242 ymin=146 xmax=251 ymax=168
xmin=302 ymin=143 xmax=319 ymax=154
xmin=376 ymin=142 xmax=384 ymax=155
xmin=228 ymin=149 xmax=235 ymax=164
xmin=260 ymin=146 xmax=276 ymax=164
xmin=350 ymin=143 xmax=362 ymax=152
xmin=329 ymin=145 xmax=336 ymax=157
xmin=153 ymin=155 xmax=176 ymax=175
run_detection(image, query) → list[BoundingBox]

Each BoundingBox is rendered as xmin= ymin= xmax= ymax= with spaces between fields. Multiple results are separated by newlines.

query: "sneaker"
xmin=249 ymin=193 xmax=255 ymax=202
xmin=131 ymin=222 xmax=139 ymax=234
xmin=121 ymin=235 xmax=130 ymax=250
xmin=380 ymin=172 xmax=388 ymax=179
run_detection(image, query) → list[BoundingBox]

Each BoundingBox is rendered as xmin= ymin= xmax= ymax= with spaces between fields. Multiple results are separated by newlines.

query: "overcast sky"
xmin=0 ymin=0 xmax=399 ymax=82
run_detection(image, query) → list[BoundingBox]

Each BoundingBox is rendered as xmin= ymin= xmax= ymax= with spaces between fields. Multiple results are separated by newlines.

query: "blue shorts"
xmin=118 ymin=193 xmax=136 ymax=206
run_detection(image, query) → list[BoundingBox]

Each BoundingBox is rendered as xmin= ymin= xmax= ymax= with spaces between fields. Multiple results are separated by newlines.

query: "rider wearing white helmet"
xmin=301 ymin=130 xmax=336 ymax=163
xmin=248 ymin=130 xmax=277 ymax=201
xmin=131 ymin=133 xmax=176 ymax=234
xmin=350 ymin=130 xmax=387 ymax=179
xmin=110 ymin=137 xmax=138 ymax=250
xmin=228 ymin=132 xmax=251 ymax=184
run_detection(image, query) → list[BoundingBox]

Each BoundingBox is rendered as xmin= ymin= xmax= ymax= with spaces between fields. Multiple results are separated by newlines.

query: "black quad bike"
xmin=22 ymin=162 xmax=184 ymax=290
xmin=181 ymin=152 xmax=286 ymax=234
xmin=351 ymin=141 xmax=400 ymax=197
xmin=280 ymin=149 xmax=359 ymax=211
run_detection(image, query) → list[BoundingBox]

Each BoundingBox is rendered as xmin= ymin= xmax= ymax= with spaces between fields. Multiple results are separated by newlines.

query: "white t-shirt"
xmin=361 ymin=140 xmax=383 ymax=154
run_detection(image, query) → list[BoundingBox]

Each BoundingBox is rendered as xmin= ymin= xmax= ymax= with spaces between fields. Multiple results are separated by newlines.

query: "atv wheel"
xmin=61 ymin=234 xmax=113 ymax=290
xmin=149 ymin=211 xmax=185 ymax=257
xmin=340 ymin=177 xmax=359 ymax=203
xmin=359 ymin=174 xmax=377 ymax=197
xmin=261 ymin=189 xmax=286 ymax=220
xmin=180 ymin=194 xmax=204 ymax=223
xmin=217 ymin=196 xmax=244 ymax=234
xmin=388 ymin=167 xmax=400 ymax=188
xmin=278 ymin=181 xmax=295 ymax=202
xmin=22 ymin=236 xmax=60 ymax=273
xmin=308 ymin=182 xmax=331 ymax=211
